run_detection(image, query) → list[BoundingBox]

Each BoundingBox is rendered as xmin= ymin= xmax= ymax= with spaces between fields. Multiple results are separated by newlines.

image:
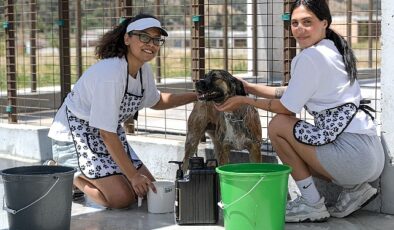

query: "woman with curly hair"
xmin=48 ymin=13 xmax=197 ymax=208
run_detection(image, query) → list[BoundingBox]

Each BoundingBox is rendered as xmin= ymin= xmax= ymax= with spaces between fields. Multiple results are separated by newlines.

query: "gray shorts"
xmin=316 ymin=132 xmax=385 ymax=188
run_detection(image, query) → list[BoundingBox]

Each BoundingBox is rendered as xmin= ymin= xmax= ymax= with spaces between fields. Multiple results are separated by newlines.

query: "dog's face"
xmin=196 ymin=70 xmax=246 ymax=103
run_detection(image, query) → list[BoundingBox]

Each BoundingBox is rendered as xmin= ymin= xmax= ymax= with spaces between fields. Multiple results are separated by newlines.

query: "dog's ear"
xmin=222 ymin=70 xmax=247 ymax=96
xmin=234 ymin=79 xmax=247 ymax=96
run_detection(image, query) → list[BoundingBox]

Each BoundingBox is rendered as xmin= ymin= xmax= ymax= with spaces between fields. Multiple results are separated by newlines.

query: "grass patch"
xmin=352 ymin=39 xmax=381 ymax=49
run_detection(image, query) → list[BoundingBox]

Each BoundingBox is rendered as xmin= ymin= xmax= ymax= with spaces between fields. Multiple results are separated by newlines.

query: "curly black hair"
xmin=95 ymin=13 xmax=159 ymax=59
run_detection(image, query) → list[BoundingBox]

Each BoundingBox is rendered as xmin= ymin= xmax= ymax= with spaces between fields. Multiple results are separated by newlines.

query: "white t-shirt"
xmin=280 ymin=39 xmax=376 ymax=135
xmin=48 ymin=56 xmax=161 ymax=141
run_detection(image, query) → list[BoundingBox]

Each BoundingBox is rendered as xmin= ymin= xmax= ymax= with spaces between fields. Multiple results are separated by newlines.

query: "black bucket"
xmin=1 ymin=166 xmax=76 ymax=230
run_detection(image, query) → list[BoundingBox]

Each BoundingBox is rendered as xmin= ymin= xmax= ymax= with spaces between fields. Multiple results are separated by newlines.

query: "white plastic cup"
xmin=147 ymin=180 xmax=175 ymax=214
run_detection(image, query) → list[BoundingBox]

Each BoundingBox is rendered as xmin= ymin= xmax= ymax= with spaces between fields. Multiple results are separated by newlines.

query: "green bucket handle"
xmin=2 ymin=176 xmax=60 ymax=214
xmin=218 ymin=176 xmax=265 ymax=210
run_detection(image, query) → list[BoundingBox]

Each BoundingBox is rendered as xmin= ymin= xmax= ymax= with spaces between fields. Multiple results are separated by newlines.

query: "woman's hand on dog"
xmin=234 ymin=76 xmax=250 ymax=94
xmin=214 ymin=96 xmax=249 ymax=112
xmin=129 ymin=173 xmax=157 ymax=197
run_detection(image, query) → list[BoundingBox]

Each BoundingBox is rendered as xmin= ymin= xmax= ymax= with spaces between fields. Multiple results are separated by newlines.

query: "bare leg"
xmin=73 ymin=164 xmax=155 ymax=209
xmin=269 ymin=115 xmax=332 ymax=222
xmin=268 ymin=114 xmax=333 ymax=181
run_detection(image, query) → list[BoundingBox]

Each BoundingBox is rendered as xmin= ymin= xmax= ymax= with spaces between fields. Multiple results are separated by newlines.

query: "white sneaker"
xmin=43 ymin=159 xmax=58 ymax=166
xmin=286 ymin=196 xmax=330 ymax=222
xmin=328 ymin=183 xmax=377 ymax=218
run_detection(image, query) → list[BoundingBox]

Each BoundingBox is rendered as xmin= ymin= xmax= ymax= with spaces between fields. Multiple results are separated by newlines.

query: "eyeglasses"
xmin=130 ymin=32 xmax=165 ymax=46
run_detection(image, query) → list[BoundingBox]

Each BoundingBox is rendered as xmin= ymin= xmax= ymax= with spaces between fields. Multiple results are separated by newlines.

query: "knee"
xmin=105 ymin=190 xmax=135 ymax=209
xmin=268 ymin=114 xmax=287 ymax=138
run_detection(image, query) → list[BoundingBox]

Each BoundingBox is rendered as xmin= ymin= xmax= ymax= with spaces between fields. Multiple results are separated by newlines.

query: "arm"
xmin=99 ymin=129 xmax=155 ymax=197
xmin=215 ymin=96 xmax=293 ymax=115
xmin=244 ymin=81 xmax=287 ymax=99
xmin=215 ymin=77 xmax=291 ymax=113
xmin=151 ymin=92 xmax=198 ymax=110
xmin=250 ymin=97 xmax=293 ymax=114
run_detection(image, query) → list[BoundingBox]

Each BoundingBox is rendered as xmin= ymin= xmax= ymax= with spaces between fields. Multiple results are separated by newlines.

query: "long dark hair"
xmin=291 ymin=0 xmax=357 ymax=84
xmin=95 ymin=13 xmax=159 ymax=59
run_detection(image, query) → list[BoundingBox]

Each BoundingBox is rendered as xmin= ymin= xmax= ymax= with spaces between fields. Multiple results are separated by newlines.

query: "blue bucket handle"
xmin=2 ymin=176 xmax=60 ymax=214
xmin=218 ymin=176 xmax=265 ymax=210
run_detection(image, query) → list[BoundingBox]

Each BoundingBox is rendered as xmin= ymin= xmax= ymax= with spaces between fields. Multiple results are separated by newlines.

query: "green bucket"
xmin=216 ymin=163 xmax=292 ymax=230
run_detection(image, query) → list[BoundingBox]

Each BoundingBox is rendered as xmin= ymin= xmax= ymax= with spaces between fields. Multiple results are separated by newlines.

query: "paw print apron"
xmin=66 ymin=67 xmax=144 ymax=179
xmin=293 ymin=102 xmax=375 ymax=146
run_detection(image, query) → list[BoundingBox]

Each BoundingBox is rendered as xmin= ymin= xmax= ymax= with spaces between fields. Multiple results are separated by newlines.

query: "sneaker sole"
xmin=330 ymin=187 xmax=378 ymax=218
xmin=286 ymin=211 xmax=330 ymax=223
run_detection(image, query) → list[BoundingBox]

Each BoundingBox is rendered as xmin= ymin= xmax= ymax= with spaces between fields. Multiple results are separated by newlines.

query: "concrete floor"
xmin=1 ymin=78 xmax=393 ymax=230
xmin=1 ymin=157 xmax=394 ymax=230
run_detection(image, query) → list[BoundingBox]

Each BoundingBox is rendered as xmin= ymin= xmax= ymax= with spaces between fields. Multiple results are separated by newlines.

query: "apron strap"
xmin=124 ymin=55 xmax=144 ymax=121
xmin=133 ymin=69 xmax=143 ymax=121
xmin=359 ymin=99 xmax=376 ymax=121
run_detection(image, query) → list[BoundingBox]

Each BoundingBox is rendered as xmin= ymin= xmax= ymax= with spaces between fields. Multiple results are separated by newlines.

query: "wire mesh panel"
xmin=0 ymin=0 xmax=382 ymax=142
xmin=329 ymin=0 xmax=381 ymax=128
xmin=1 ymin=0 xmax=62 ymax=126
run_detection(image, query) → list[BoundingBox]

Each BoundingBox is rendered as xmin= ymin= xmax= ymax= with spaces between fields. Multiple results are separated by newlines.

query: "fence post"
xmin=30 ymin=0 xmax=37 ymax=92
xmin=252 ymin=0 xmax=257 ymax=78
xmin=223 ymin=0 xmax=229 ymax=71
xmin=58 ymin=0 xmax=71 ymax=102
xmin=76 ymin=0 xmax=83 ymax=79
xmin=122 ymin=0 xmax=133 ymax=17
xmin=191 ymin=0 xmax=205 ymax=142
xmin=283 ymin=0 xmax=296 ymax=85
xmin=5 ymin=0 xmax=17 ymax=123
xmin=155 ymin=0 xmax=162 ymax=83
xmin=191 ymin=0 xmax=205 ymax=82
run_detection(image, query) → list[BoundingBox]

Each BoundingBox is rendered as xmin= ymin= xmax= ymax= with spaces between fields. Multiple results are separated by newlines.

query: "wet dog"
xmin=184 ymin=70 xmax=262 ymax=170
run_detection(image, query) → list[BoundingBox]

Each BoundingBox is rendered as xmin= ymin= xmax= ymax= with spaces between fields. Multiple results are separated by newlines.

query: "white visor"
xmin=126 ymin=18 xmax=168 ymax=36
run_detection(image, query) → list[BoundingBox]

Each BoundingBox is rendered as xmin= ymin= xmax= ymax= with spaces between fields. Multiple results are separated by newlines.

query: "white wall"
xmin=0 ymin=123 xmax=52 ymax=162
xmin=380 ymin=0 xmax=394 ymax=214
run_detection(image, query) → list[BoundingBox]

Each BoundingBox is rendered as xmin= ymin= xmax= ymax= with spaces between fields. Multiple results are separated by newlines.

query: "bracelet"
xmin=267 ymin=99 xmax=272 ymax=111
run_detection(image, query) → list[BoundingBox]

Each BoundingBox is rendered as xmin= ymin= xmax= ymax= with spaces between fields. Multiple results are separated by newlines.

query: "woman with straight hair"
xmin=215 ymin=0 xmax=384 ymax=222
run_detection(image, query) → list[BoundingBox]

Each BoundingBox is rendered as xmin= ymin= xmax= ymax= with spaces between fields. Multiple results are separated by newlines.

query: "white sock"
xmin=296 ymin=176 xmax=321 ymax=204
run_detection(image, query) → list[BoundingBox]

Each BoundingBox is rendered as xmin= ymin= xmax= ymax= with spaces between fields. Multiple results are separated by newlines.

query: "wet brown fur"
xmin=183 ymin=70 xmax=262 ymax=170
